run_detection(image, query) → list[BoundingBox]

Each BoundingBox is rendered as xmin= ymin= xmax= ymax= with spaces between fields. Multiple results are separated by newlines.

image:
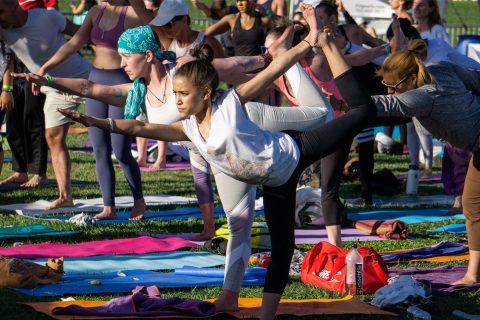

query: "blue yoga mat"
xmin=431 ymin=224 xmax=467 ymax=234
xmin=347 ymin=208 xmax=464 ymax=224
xmin=15 ymin=267 xmax=266 ymax=297
xmin=31 ymin=251 xmax=225 ymax=275
xmin=39 ymin=207 xmax=264 ymax=224
xmin=381 ymin=241 xmax=468 ymax=262
xmin=0 ymin=224 xmax=77 ymax=239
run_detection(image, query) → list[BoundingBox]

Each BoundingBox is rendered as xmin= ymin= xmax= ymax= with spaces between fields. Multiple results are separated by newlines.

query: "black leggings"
xmin=262 ymin=69 xmax=376 ymax=294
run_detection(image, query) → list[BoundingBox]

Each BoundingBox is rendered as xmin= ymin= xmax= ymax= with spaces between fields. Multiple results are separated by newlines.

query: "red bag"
xmin=300 ymin=242 xmax=388 ymax=294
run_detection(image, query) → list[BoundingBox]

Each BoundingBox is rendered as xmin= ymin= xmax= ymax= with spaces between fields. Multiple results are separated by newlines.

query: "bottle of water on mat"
xmin=406 ymin=164 xmax=420 ymax=195
xmin=345 ymin=245 xmax=363 ymax=295
xmin=406 ymin=306 xmax=431 ymax=320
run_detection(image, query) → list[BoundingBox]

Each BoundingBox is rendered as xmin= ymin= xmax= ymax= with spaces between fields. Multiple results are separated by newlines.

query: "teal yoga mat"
xmin=15 ymin=267 xmax=266 ymax=297
xmin=347 ymin=208 xmax=464 ymax=224
xmin=431 ymin=224 xmax=467 ymax=234
xmin=31 ymin=251 xmax=225 ymax=274
xmin=0 ymin=224 xmax=77 ymax=239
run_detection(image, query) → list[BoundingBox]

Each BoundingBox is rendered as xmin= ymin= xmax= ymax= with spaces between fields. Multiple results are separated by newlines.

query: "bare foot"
xmin=420 ymin=168 xmax=433 ymax=180
xmin=188 ymin=228 xmax=216 ymax=241
xmin=0 ymin=172 xmax=28 ymax=185
xmin=441 ymin=206 xmax=463 ymax=216
xmin=21 ymin=174 xmax=48 ymax=188
xmin=136 ymin=158 xmax=148 ymax=167
xmin=95 ymin=206 xmax=117 ymax=220
xmin=150 ymin=161 xmax=167 ymax=169
xmin=452 ymin=275 xmax=479 ymax=285
xmin=214 ymin=290 xmax=239 ymax=313
xmin=129 ymin=198 xmax=146 ymax=220
xmin=45 ymin=197 xmax=74 ymax=210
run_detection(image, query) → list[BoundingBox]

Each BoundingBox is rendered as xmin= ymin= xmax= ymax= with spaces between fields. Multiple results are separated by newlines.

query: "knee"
xmin=45 ymin=130 xmax=66 ymax=149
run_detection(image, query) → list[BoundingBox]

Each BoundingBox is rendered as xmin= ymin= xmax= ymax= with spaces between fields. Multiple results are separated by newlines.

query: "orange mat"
xmin=22 ymin=296 xmax=396 ymax=319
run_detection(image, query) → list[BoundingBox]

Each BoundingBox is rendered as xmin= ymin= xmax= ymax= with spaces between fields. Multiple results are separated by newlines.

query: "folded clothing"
xmin=354 ymin=219 xmax=408 ymax=239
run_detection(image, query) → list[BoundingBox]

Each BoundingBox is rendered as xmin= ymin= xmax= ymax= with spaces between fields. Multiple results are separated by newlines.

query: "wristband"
xmin=45 ymin=74 xmax=53 ymax=86
xmin=341 ymin=40 xmax=352 ymax=54
xmin=107 ymin=118 xmax=115 ymax=132
xmin=2 ymin=85 xmax=13 ymax=92
xmin=382 ymin=43 xmax=391 ymax=55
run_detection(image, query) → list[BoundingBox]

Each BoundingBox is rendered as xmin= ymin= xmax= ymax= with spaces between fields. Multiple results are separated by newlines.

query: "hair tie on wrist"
xmin=45 ymin=74 xmax=53 ymax=86
xmin=382 ymin=43 xmax=391 ymax=55
xmin=2 ymin=85 xmax=13 ymax=93
xmin=302 ymin=39 xmax=313 ymax=48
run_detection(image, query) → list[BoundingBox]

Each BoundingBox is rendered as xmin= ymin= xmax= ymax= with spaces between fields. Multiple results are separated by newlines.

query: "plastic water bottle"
xmin=406 ymin=306 xmax=431 ymax=320
xmin=345 ymin=245 xmax=363 ymax=295
xmin=406 ymin=164 xmax=420 ymax=195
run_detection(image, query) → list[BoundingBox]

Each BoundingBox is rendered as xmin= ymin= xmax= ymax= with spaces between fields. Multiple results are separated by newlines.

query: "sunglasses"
xmin=162 ymin=16 xmax=182 ymax=28
xmin=381 ymin=76 xmax=409 ymax=93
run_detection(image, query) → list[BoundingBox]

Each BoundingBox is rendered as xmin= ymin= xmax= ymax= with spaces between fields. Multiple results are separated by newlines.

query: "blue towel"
xmin=31 ymin=251 xmax=225 ymax=274
xmin=0 ymin=224 xmax=77 ymax=239
xmin=15 ymin=267 xmax=266 ymax=297
xmin=348 ymin=208 xmax=464 ymax=224
xmin=381 ymin=241 xmax=468 ymax=262
xmin=38 ymin=207 xmax=264 ymax=224
xmin=431 ymin=224 xmax=467 ymax=234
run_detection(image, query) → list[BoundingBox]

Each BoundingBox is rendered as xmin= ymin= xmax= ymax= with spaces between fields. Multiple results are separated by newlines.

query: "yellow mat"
xmin=22 ymin=296 xmax=397 ymax=319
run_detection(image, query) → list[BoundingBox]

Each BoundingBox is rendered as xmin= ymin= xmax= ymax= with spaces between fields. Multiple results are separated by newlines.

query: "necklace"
xmin=147 ymin=68 xmax=168 ymax=104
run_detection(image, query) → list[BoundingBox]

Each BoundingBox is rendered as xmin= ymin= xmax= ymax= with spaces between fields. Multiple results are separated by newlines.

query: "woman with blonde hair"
xmin=374 ymin=42 xmax=480 ymax=286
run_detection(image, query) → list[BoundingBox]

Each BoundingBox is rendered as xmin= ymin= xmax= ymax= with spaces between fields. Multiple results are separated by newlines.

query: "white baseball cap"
xmin=150 ymin=0 xmax=189 ymax=27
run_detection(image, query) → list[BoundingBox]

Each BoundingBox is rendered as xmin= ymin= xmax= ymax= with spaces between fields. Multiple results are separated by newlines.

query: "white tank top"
xmin=168 ymin=32 xmax=206 ymax=58
xmin=144 ymin=63 xmax=182 ymax=125
xmin=181 ymin=89 xmax=299 ymax=187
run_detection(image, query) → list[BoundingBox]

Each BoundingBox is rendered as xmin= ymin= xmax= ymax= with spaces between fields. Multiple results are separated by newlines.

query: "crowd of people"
xmin=0 ymin=0 xmax=479 ymax=318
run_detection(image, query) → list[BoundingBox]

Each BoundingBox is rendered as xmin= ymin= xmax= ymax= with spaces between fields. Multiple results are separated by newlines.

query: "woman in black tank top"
xmin=205 ymin=0 xmax=269 ymax=56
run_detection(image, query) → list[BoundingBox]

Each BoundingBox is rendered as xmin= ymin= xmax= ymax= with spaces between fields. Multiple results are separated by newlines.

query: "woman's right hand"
xmin=12 ymin=72 xmax=48 ymax=88
xmin=57 ymin=109 xmax=97 ymax=128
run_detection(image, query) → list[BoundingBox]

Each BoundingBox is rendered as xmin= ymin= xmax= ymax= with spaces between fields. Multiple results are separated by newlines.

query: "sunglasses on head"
xmin=162 ymin=15 xmax=182 ymax=28
xmin=381 ymin=75 xmax=409 ymax=93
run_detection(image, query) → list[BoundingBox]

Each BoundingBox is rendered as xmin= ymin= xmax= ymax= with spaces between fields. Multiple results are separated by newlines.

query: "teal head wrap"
xmin=118 ymin=25 xmax=176 ymax=119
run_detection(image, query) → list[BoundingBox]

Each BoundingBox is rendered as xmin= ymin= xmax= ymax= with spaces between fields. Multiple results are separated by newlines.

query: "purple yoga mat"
xmin=0 ymin=236 xmax=199 ymax=259
xmin=397 ymin=173 xmax=442 ymax=183
xmin=389 ymin=265 xmax=480 ymax=295
xmin=139 ymin=162 xmax=191 ymax=171
xmin=294 ymin=228 xmax=384 ymax=244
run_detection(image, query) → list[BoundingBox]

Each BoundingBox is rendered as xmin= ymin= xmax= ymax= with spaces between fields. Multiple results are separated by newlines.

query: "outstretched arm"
xmin=13 ymin=73 xmax=131 ymax=108
xmin=205 ymin=15 xmax=232 ymax=36
xmin=59 ymin=109 xmax=189 ymax=141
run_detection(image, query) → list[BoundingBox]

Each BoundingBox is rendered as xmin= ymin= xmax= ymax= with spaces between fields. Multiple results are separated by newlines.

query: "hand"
xmin=389 ymin=14 xmax=407 ymax=53
xmin=57 ymin=108 xmax=97 ymax=127
xmin=12 ymin=72 xmax=46 ymax=95
xmin=300 ymin=3 xmax=320 ymax=47
xmin=34 ymin=67 xmax=47 ymax=95
xmin=0 ymin=91 xmax=14 ymax=111
xmin=336 ymin=0 xmax=344 ymax=12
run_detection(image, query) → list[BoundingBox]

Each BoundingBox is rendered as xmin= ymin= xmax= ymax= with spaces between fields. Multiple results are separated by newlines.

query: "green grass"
xmin=1 ymin=126 xmax=480 ymax=319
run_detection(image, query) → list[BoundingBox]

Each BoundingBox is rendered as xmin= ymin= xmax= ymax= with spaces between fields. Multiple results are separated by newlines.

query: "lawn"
xmin=1 ymin=124 xmax=479 ymax=319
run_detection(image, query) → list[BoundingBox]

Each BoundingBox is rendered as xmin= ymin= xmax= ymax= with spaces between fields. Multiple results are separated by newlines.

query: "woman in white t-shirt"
xmin=413 ymin=0 xmax=450 ymax=44
xmin=43 ymin=6 xmax=377 ymax=318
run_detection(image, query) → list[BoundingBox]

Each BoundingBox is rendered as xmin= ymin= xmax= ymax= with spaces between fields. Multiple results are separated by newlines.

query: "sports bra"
xmin=91 ymin=5 xmax=128 ymax=50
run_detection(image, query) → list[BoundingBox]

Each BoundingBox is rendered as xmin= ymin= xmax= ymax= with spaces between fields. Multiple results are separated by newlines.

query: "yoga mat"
xmin=381 ymin=241 xmax=468 ymax=262
xmin=293 ymin=228 xmax=385 ymax=244
xmin=15 ymin=267 xmax=266 ymax=297
xmin=37 ymin=207 xmax=264 ymax=224
xmin=431 ymin=223 xmax=467 ymax=234
xmin=0 ymin=194 xmax=196 ymax=216
xmin=346 ymin=194 xmax=456 ymax=208
xmin=0 ymin=224 xmax=77 ymax=239
xmin=31 ymin=251 xmax=225 ymax=274
xmin=347 ymin=207 xmax=464 ymax=224
xmin=68 ymin=127 xmax=88 ymax=135
xmin=0 ymin=179 xmax=95 ymax=192
xmin=0 ymin=236 xmax=198 ymax=259
xmin=389 ymin=265 xmax=480 ymax=295
xmin=22 ymin=296 xmax=397 ymax=319
xmin=139 ymin=162 xmax=191 ymax=172
xmin=396 ymin=173 xmax=442 ymax=183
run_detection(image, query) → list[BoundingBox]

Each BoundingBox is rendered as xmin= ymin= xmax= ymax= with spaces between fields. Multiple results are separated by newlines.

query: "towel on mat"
xmin=389 ymin=265 xmax=480 ymax=295
xmin=0 ymin=236 xmax=198 ymax=259
xmin=381 ymin=241 xmax=468 ymax=262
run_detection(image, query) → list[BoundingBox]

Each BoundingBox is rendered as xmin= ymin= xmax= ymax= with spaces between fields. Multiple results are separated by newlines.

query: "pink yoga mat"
xmin=0 ymin=236 xmax=199 ymax=259
xmin=139 ymin=162 xmax=191 ymax=171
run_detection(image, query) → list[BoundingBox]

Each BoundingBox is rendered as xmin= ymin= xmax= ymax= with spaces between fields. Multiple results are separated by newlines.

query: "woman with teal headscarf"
xmin=15 ymin=23 xmax=334 ymax=313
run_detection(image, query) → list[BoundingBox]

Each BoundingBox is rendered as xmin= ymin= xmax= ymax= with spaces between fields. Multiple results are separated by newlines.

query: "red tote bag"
xmin=300 ymin=241 xmax=388 ymax=294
